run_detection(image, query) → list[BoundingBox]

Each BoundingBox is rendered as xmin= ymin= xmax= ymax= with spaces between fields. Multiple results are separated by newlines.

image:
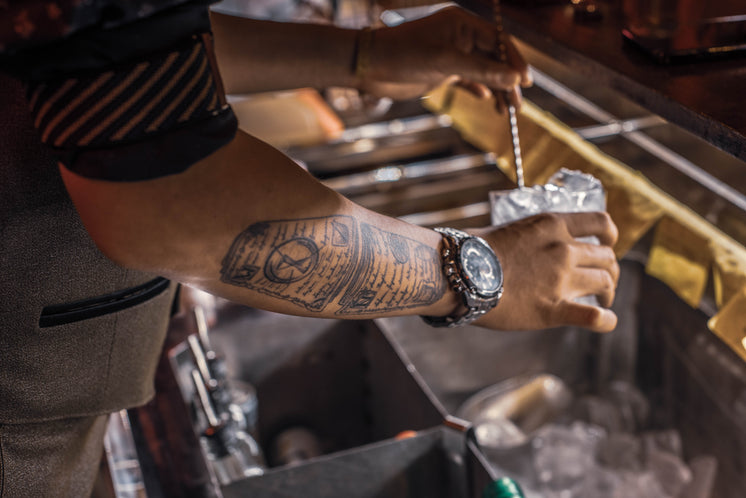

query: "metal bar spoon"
xmin=492 ymin=0 xmax=526 ymax=188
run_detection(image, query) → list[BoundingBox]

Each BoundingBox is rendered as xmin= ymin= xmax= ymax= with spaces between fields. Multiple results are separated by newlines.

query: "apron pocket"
xmin=39 ymin=277 xmax=170 ymax=328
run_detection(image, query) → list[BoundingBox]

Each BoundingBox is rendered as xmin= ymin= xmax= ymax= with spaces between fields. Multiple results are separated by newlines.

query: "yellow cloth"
xmin=423 ymin=85 xmax=666 ymax=258
xmin=423 ymin=83 xmax=746 ymax=360
xmin=711 ymin=245 xmax=746 ymax=309
xmin=708 ymin=288 xmax=746 ymax=363
xmin=646 ymin=217 xmax=711 ymax=308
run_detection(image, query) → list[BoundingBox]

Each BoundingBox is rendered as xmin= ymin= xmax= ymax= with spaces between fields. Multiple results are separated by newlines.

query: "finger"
xmin=554 ymin=300 xmax=617 ymax=332
xmin=445 ymin=8 xmax=531 ymax=88
xmin=494 ymin=93 xmax=507 ymax=115
xmin=486 ymin=62 xmax=522 ymax=91
xmin=507 ymin=86 xmax=522 ymax=110
xmin=573 ymin=244 xmax=620 ymax=283
xmin=493 ymin=88 xmax=519 ymax=114
xmin=447 ymin=54 xmax=521 ymax=91
xmin=505 ymin=37 xmax=532 ymax=87
xmin=559 ymin=211 xmax=619 ymax=247
xmin=570 ymin=267 xmax=616 ymax=308
xmin=460 ymin=12 xmax=522 ymax=75
xmin=453 ymin=79 xmax=493 ymax=99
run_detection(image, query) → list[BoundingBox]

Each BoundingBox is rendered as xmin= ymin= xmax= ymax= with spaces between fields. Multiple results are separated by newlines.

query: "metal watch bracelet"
xmin=421 ymin=228 xmax=502 ymax=328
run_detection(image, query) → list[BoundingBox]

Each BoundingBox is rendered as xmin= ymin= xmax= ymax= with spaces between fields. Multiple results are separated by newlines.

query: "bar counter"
xmin=458 ymin=0 xmax=746 ymax=163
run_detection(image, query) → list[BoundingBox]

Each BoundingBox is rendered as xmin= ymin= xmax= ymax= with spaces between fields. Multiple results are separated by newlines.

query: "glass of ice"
xmin=489 ymin=169 xmax=607 ymax=305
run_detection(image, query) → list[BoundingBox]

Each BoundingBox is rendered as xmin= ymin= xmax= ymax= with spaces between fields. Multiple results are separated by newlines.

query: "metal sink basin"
xmin=125 ymin=87 xmax=746 ymax=497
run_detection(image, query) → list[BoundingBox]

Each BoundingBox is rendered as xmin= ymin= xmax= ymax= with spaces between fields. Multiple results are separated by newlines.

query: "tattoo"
xmin=220 ymin=215 xmax=445 ymax=314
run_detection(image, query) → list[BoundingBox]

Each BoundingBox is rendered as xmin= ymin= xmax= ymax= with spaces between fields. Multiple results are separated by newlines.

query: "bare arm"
xmin=56 ymin=5 xmax=615 ymax=332
xmin=210 ymin=6 xmax=532 ymax=103
xmin=61 ymin=129 xmax=619 ymax=331
xmin=210 ymin=12 xmax=359 ymax=94
xmin=60 ymin=129 xmax=459 ymax=319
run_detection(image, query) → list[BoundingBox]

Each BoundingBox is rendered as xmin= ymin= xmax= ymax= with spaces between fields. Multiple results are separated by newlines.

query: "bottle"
xmin=202 ymin=424 xmax=265 ymax=485
xmin=482 ymin=477 xmax=525 ymax=498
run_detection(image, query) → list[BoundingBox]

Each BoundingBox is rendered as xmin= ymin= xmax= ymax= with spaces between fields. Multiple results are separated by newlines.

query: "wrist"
xmin=421 ymin=228 xmax=504 ymax=327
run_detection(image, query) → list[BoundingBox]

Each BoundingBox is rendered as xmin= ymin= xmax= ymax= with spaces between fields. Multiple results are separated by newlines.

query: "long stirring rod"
xmin=492 ymin=0 xmax=525 ymax=188
xmin=507 ymin=104 xmax=525 ymax=188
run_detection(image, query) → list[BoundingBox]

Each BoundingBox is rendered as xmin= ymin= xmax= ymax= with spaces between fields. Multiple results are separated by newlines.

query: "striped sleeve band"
xmin=25 ymin=33 xmax=237 ymax=181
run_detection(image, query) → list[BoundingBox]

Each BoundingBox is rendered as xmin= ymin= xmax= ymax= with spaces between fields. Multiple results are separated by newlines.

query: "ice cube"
xmin=572 ymin=395 xmax=625 ymax=434
xmin=490 ymin=169 xmax=606 ymax=226
xmin=646 ymin=448 xmax=693 ymax=497
xmin=577 ymin=466 xmax=622 ymax=497
xmin=569 ymin=420 xmax=607 ymax=446
xmin=597 ymin=433 xmax=643 ymax=472
xmin=604 ymin=381 xmax=650 ymax=433
xmin=517 ymin=485 xmax=545 ymax=498
xmin=642 ymin=429 xmax=684 ymax=459
xmin=614 ymin=471 xmax=670 ymax=498
xmin=532 ymin=424 xmax=597 ymax=491
xmin=548 ymin=168 xmax=606 ymax=213
xmin=490 ymin=186 xmax=547 ymax=226
xmin=680 ymin=455 xmax=718 ymax=498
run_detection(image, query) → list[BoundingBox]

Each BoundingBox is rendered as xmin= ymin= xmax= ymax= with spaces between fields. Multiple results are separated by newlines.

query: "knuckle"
xmin=603 ymin=246 xmax=619 ymax=267
xmin=531 ymin=212 xmax=562 ymax=231
xmin=549 ymin=240 xmax=572 ymax=262
xmin=602 ymin=271 xmax=615 ymax=292
xmin=582 ymin=306 xmax=603 ymax=327
xmin=611 ymin=259 xmax=621 ymax=282
xmin=538 ymin=211 xmax=561 ymax=223
xmin=598 ymin=211 xmax=619 ymax=242
xmin=497 ymin=71 xmax=520 ymax=89
xmin=594 ymin=210 xmax=611 ymax=224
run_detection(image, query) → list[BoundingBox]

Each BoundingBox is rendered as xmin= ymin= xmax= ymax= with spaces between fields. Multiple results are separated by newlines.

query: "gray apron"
xmin=0 ymin=73 xmax=176 ymax=497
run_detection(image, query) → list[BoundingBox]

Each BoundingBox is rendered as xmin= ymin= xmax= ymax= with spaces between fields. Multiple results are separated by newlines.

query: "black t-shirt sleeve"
xmin=10 ymin=2 xmax=238 ymax=181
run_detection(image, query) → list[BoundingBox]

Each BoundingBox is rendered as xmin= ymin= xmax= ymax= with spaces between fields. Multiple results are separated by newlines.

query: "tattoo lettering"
xmin=220 ymin=215 xmax=445 ymax=314
xmin=336 ymin=223 xmax=442 ymax=315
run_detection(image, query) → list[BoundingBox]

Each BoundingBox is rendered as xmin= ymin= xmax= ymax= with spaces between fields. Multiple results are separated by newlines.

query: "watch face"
xmin=460 ymin=238 xmax=502 ymax=296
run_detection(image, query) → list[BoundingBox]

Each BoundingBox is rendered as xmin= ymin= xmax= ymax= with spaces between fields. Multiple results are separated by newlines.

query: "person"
xmin=0 ymin=0 xmax=619 ymax=495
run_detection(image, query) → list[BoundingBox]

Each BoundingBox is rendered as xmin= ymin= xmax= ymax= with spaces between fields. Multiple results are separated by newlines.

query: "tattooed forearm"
xmin=335 ymin=222 xmax=443 ymax=314
xmin=220 ymin=215 xmax=445 ymax=314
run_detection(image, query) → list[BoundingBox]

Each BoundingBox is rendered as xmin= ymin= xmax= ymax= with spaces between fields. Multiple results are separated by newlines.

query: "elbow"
xmin=85 ymin=223 xmax=167 ymax=275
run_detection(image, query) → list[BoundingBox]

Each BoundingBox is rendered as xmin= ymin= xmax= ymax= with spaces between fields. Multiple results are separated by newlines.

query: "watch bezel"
xmin=456 ymin=236 xmax=503 ymax=299
xmin=421 ymin=228 xmax=503 ymax=328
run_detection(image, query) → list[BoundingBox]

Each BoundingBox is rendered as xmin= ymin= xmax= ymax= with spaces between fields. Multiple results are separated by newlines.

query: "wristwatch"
xmin=422 ymin=228 xmax=504 ymax=328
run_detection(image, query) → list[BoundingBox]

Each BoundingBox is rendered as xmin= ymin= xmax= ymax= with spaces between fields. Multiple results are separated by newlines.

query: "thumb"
xmin=553 ymin=301 xmax=617 ymax=333
xmin=443 ymin=53 xmax=521 ymax=92
xmin=480 ymin=60 xmax=523 ymax=91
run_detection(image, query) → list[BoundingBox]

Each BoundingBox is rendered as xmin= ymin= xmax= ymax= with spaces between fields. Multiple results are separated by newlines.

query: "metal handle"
xmin=189 ymin=334 xmax=218 ymax=391
xmin=194 ymin=305 xmax=212 ymax=352
xmin=492 ymin=0 xmax=525 ymax=188
xmin=192 ymin=368 xmax=222 ymax=429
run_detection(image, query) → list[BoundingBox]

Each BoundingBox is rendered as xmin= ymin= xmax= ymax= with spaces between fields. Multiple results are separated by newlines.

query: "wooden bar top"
xmin=458 ymin=0 xmax=746 ymax=162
